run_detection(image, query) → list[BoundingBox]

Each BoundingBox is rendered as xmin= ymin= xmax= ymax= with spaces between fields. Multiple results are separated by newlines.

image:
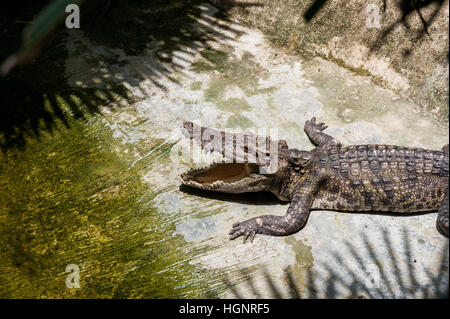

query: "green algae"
xmin=190 ymin=81 xmax=203 ymax=91
xmin=191 ymin=48 xmax=231 ymax=74
xmin=284 ymin=237 xmax=314 ymax=296
xmin=216 ymin=98 xmax=253 ymax=112
xmin=325 ymin=52 xmax=371 ymax=78
xmin=191 ymin=47 xmax=271 ymax=127
xmin=226 ymin=113 xmax=256 ymax=129
xmin=191 ymin=47 xmax=268 ymax=99
xmin=250 ymin=86 xmax=279 ymax=96
xmin=0 ymin=117 xmax=215 ymax=298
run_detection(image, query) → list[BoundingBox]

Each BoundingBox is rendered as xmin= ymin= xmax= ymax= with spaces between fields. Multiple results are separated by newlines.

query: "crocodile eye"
xmin=289 ymin=157 xmax=301 ymax=166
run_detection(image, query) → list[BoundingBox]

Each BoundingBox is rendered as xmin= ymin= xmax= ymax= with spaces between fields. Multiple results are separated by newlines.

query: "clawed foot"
xmin=305 ymin=117 xmax=328 ymax=132
xmin=229 ymin=218 xmax=260 ymax=243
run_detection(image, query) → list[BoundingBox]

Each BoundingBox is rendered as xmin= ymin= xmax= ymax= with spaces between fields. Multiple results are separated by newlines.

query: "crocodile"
xmin=180 ymin=118 xmax=449 ymax=242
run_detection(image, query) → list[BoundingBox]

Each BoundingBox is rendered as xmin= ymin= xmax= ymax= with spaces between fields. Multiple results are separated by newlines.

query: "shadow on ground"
xmin=369 ymin=0 xmax=447 ymax=56
xmin=0 ymin=0 xmax=261 ymax=152
xmin=179 ymin=184 xmax=285 ymax=206
xmin=223 ymin=227 xmax=449 ymax=298
xmin=289 ymin=0 xmax=445 ymax=57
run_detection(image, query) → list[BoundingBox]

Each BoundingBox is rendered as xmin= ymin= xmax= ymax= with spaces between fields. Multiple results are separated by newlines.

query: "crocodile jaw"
xmin=181 ymin=162 xmax=274 ymax=193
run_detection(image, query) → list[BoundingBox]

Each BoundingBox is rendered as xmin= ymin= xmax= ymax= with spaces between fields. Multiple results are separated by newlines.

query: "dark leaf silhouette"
xmin=0 ymin=0 xmax=262 ymax=151
xmin=224 ymin=227 xmax=448 ymax=298
xmin=302 ymin=0 xmax=446 ymax=57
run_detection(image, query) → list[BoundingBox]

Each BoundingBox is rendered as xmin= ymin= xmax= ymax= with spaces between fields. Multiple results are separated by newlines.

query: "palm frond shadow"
xmin=369 ymin=0 xmax=447 ymax=57
xmin=0 ymin=0 xmax=260 ymax=152
xmin=303 ymin=0 xmax=446 ymax=57
xmin=224 ymin=227 xmax=449 ymax=298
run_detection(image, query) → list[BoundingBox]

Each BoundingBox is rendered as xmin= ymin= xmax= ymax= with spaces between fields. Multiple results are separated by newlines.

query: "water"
xmin=0 ymin=117 xmax=223 ymax=298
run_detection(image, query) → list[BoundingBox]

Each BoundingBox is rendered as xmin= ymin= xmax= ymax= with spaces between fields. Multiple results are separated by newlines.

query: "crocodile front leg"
xmin=437 ymin=188 xmax=449 ymax=237
xmin=304 ymin=117 xmax=341 ymax=147
xmin=229 ymin=181 xmax=317 ymax=243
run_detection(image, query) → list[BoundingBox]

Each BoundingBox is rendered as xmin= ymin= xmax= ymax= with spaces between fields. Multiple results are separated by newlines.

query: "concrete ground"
xmin=64 ymin=3 xmax=448 ymax=298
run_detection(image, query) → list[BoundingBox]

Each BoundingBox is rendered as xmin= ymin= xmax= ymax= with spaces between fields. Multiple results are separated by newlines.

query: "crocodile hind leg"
xmin=229 ymin=181 xmax=317 ymax=243
xmin=437 ymin=144 xmax=449 ymax=237
xmin=437 ymin=188 xmax=449 ymax=237
xmin=304 ymin=117 xmax=341 ymax=147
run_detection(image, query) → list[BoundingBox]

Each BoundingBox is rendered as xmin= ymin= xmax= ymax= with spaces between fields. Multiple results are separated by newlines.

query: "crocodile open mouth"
xmin=180 ymin=121 xmax=283 ymax=193
xmin=181 ymin=162 xmax=273 ymax=193
xmin=189 ymin=163 xmax=259 ymax=183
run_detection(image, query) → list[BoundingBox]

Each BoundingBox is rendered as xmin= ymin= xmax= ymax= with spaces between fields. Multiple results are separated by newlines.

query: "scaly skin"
xmin=181 ymin=118 xmax=449 ymax=242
